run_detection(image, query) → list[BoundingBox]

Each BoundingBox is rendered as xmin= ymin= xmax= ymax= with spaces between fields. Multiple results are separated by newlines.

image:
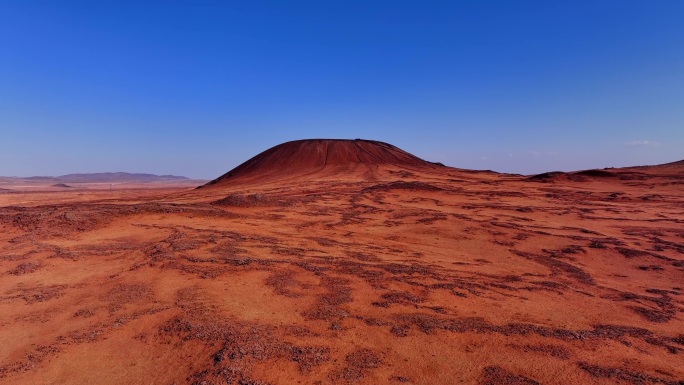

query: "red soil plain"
xmin=1 ymin=139 xmax=683 ymax=385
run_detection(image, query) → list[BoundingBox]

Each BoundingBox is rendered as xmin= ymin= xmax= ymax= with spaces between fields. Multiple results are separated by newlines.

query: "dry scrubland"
xmin=0 ymin=140 xmax=683 ymax=385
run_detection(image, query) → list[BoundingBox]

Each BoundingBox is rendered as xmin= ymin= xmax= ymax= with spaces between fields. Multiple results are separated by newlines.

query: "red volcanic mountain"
xmin=201 ymin=138 xmax=683 ymax=188
xmin=201 ymin=139 xmax=444 ymax=187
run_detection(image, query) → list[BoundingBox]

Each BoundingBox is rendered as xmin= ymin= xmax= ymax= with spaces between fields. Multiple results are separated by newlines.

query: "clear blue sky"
xmin=1 ymin=1 xmax=682 ymax=178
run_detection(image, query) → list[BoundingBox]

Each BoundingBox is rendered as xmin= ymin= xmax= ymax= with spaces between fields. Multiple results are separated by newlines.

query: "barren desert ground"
xmin=1 ymin=139 xmax=683 ymax=385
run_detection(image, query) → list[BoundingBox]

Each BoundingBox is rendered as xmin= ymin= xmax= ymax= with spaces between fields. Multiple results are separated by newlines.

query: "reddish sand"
xmin=0 ymin=140 xmax=683 ymax=385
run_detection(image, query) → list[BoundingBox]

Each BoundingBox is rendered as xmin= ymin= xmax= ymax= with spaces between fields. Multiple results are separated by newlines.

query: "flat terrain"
xmin=1 ymin=146 xmax=683 ymax=384
xmin=0 ymin=174 xmax=205 ymax=197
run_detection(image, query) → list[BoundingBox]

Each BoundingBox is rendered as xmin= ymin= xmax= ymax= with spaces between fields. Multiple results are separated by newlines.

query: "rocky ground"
xmin=0 ymin=162 xmax=683 ymax=384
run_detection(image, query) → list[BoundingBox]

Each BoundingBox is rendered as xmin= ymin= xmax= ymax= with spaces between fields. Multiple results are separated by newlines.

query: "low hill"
xmin=201 ymin=139 xmax=445 ymax=187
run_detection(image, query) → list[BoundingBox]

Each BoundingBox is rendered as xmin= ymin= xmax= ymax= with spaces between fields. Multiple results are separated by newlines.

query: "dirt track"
xmin=1 ymin=141 xmax=683 ymax=384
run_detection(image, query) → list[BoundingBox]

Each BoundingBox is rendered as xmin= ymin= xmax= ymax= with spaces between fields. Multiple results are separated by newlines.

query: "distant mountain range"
xmin=10 ymin=172 xmax=191 ymax=183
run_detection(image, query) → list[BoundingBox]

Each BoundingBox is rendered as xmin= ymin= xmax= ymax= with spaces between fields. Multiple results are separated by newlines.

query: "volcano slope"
xmin=1 ymin=139 xmax=683 ymax=385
